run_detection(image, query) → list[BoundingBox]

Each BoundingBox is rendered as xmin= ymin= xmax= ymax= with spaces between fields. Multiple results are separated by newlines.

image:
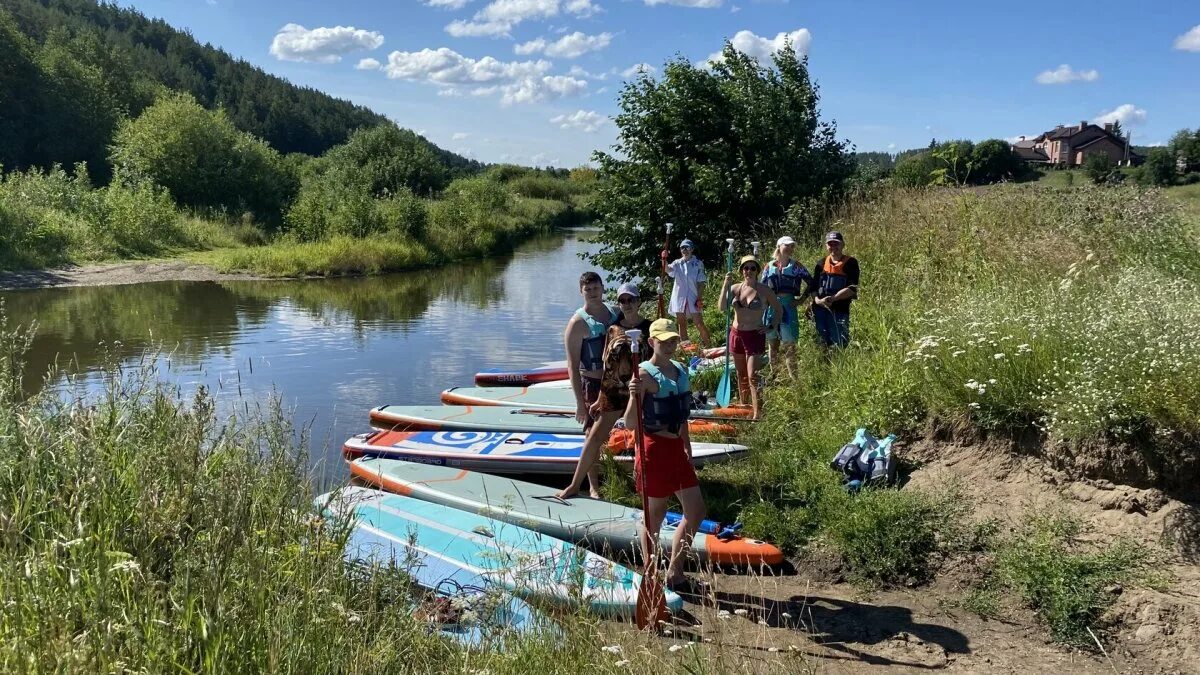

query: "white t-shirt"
xmin=667 ymin=256 xmax=706 ymax=314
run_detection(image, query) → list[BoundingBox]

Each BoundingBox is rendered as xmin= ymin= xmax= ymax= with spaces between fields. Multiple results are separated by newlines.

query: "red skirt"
xmin=634 ymin=434 xmax=700 ymax=499
xmin=729 ymin=328 xmax=766 ymax=356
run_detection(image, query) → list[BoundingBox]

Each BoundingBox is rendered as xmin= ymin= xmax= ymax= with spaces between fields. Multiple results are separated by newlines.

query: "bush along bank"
xmin=692 ymin=183 xmax=1197 ymax=646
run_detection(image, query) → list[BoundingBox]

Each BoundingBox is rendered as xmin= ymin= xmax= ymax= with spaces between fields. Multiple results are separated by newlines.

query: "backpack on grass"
xmin=830 ymin=428 xmax=898 ymax=489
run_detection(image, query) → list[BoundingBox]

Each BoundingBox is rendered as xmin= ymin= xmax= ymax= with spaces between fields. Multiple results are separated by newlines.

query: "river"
xmin=0 ymin=230 xmax=608 ymax=485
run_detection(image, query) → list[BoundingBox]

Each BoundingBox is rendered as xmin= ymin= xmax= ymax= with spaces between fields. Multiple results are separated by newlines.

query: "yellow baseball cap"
xmin=649 ymin=318 xmax=680 ymax=341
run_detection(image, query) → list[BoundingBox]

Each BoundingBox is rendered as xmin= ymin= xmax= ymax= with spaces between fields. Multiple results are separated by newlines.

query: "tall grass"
xmin=699 ymin=183 xmax=1198 ymax=595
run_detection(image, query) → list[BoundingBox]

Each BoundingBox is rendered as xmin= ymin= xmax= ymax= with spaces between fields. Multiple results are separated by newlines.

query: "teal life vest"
xmin=576 ymin=305 xmax=619 ymax=372
xmin=639 ymin=359 xmax=691 ymax=435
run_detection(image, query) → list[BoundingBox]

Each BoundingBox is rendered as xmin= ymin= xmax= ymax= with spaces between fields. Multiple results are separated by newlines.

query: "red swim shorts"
xmin=729 ymin=328 xmax=766 ymax=356
xmin=634 ymin=433 xmax=700 ymax=499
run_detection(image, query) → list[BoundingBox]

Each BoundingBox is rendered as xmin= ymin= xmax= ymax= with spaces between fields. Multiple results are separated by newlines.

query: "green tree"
xmin=589 ymin=41 xmax=852 ymax=278
xmin=110 ymin=91 xmax=294 ymax=225
xmin=929 ymin=140 xmax=975 ymax=186
xmin=1136 ymin=148 xmax=1177 ymax=187
xmin=318 ymin=124 xmax=450 ymax=198
xmin=1168 ymin=128 xmax=1200 ymax=173
xmin=1084 ymin=153 xmax=1115 ymax=185
xmin=891 ymin=152 xmax=939 ymax=187
xmin=1109 ymin=120 xmax=1123 ymax=139
xmin=970 ymin=139 xmax=1026 ymax=184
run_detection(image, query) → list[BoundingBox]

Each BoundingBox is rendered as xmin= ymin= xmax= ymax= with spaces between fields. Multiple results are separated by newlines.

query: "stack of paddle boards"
xmin=440 ymin=386 xmax=754 ymax=420
xmin=368 ymin=405 xmax=735 ymax=439
xmin=321 ymin=486 xmax=682 ymax=617
xmin=342 ymin=429 xmax=747 ymax=475
xmin=473 ymin=346 xmax=729 ymax=387
xmin=350 ymin=457 xmax=784 ymax=567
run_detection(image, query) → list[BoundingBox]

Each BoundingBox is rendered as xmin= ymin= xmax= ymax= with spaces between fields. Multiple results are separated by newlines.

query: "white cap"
xmin=616 ymin=282 xmax=640 ymax=299
xmin=777 ymin=235 xmax=796 ymax=247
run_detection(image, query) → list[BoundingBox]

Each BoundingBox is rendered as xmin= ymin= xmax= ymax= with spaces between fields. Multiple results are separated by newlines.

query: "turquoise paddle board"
xmin=348 ymin=458 xmax=786 ymax=567
xmin=320 ymin=486 xmax=682 ymax=616
xmin=440 ymin=386 xmax=755 ymax=420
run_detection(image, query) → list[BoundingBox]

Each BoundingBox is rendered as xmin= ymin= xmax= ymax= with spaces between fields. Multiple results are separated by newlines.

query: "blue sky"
xmin=122 ymin=0 xmax=1199 ymax=167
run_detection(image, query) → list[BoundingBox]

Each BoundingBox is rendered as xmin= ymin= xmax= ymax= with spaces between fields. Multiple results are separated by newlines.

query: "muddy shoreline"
xmin=0 ymin=260 xmax=270 ymax=291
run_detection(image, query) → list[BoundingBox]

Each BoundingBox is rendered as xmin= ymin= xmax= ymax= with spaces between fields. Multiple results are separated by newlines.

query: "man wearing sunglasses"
xmin=811 ymin=231 xmax=859 ymax=348
xmin=667 ymin=239 xmax=712 ymax=347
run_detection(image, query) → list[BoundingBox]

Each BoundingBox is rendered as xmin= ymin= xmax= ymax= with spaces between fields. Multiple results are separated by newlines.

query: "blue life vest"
xmin=761 ymin=259 xmax=810 ymax=297
xmin=576 ymin=305 xmax=619 ymax=372
xmin=639 ymin=360 xmax=691 ymax=435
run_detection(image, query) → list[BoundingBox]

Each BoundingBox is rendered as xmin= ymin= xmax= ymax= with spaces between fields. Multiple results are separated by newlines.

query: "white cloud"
xmin=551 ymin=109 xmax=607 ymax=132
xmin=568 ymin=65 xmax=610 ymax=79
xmin=515 ymin=31 xmax=612 ymax=58
xmin=886 ymin=143 xmax=896 ymax=150
xmin=383 ymin=47 xmax=550 ymax=84
xmin=355 ymin=57 xmax=381 ymax=70
xmin=730 ymin=4 xmax=740 ymax=12
xmin=382 ymin=47 xmax=586 ymax=104
xmin=1034 ymin=64 xmax=1099 ymax=85
xmin=269 ymin=23 xmax=384 ymax=63
xmin=447 ymin=0 xmax=564 ymax=38
xmin=514 ymin=38 xmax=547 ymax=54
xmin=564 ymin=0 xmax=602 ymax=17
xmin=424 ymin=0 xmax=474 ymax=8
xmin=452 ymin=132 xmax=470 ymax=140
xmin=621 ymin=62 xmax=657 ymax=77
xmin=645 ymin=0 xmax=722 ymax=7
xmin=1094 ymin=104 xmax=1147 ymax=127
xmin=707 ymin=28 xmax=811 ymax=65
xmin=531 ymin=152 xmax=561 ymax=166
xmin=1175 ymin=25 xmax=1200 ymax=51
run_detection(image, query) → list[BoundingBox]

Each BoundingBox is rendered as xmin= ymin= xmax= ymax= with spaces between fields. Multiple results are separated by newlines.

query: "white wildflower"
xmin=994 ymin=353 xmax=1005 ymax=359
xmin=669 ymin=645 xmax=683 ymax=653
xmin=614 ymin=660 xmax=630 ymax=667
xmin=601 ymin=645 xmax=622 ymax=655
xmin=733 ymin=608 xmax=748 ymax=616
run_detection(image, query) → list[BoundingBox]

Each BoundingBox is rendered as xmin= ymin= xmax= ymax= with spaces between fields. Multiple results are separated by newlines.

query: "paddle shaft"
xmin=657 ymin=223 xmax=672 ymax=319
xmin=717 ymin=238 xmax=736 ymax=406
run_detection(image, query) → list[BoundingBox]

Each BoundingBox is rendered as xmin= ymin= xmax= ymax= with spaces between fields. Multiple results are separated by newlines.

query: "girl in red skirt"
xmin=624 ymin=318 xmax=707 ymax=593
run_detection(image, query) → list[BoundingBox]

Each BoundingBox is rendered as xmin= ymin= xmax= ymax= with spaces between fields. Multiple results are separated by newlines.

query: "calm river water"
xmin=0 ymin=230 xmax=606 ymax=485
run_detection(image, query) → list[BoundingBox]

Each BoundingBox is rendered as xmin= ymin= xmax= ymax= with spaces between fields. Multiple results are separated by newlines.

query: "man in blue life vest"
xmin=811 ymin=231 xmax=859 ymax=348
xmin=563 ymin=271 xmax=619 ymax=497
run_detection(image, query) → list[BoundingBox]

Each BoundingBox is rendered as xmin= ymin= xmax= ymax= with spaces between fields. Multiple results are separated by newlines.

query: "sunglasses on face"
xmin=680 ymin=246 xmax=692 ymax=251
xmin=742 ymin=265 xmax=760 ymax=272
xmin=617 ymin=297 xmax=638 ymax=305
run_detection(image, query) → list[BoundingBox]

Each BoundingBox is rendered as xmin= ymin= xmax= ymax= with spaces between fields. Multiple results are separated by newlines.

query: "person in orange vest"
xmin=811 ymin=231 xmax=859 ymax=348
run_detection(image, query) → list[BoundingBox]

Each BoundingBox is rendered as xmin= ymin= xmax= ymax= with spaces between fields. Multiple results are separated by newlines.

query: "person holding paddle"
xmin=718 ymin=254 xmax=783 ymax=419
xmin=625 ymin=318 xmax=706 ymax=594
xmin=563 ymin=271 xmax=620 ymax=497
xmin=558 ymin=282 xmax=651 ymax=500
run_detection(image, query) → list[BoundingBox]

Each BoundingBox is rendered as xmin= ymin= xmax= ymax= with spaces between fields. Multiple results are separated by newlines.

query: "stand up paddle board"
xmin=349 ymin=458 xmax=785 ymax=567
xmin=440 ymin=386 xmax=755 ymax=420
xmin=368 ymin=405 xmax=735 ymax=440
xmin=320 ymin=486 xmax=682 ymax=616
xmin=342 ymin=429 xmax=747 ymax=474
xmin=474 ymin=348 xmax=728 ymax=387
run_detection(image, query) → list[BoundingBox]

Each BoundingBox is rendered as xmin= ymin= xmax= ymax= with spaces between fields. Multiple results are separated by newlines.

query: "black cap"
xmin=825 ymin=231 xmax=845 ymax=243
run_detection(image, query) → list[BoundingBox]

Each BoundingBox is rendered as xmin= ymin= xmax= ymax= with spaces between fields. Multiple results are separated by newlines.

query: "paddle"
xmin=715 ymin=238 xmax=736 ymax=407
xmin=657 ymin=222 xmax=673 ymax=319
xmin=626 ymin=328 xmax=669 ymax=631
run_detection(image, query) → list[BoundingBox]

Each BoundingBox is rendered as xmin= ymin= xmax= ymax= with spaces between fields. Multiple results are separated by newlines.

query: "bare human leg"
xmin=664 ymin=486 xmax=705 ymax=585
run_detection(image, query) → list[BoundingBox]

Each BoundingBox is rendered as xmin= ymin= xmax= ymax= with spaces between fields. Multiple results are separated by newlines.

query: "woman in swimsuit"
xmin=717 ymin=254 xmax=783 ymax=419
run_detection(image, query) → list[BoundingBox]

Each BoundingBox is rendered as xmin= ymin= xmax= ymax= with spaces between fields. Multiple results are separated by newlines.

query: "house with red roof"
xmin=1011 ymin=121 xmax=1138 ymax=167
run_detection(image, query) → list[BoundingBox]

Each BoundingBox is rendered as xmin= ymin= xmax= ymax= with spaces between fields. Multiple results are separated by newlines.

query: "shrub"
xmin=891 ymin=152 xmax=938 ymax=187
xmin=975 ymin=512 xmax=1151 ymax=647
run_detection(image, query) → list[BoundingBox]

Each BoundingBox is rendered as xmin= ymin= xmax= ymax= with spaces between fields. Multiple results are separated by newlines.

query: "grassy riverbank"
xmin=0 ymin=164 xmax=595 ymax=278
xmin=687 ymin=182 xmax=1197 ymax=645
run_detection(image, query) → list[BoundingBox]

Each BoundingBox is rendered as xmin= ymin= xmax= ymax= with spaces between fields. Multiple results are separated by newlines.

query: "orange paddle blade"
xmin=635 ymin=569 xmax=671 ymax=632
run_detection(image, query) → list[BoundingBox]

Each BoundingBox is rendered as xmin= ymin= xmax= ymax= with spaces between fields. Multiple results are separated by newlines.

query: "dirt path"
xmin=605 ymin=440 xmax=1200 ymax=673
xmin=0 ymin=260 xmax=267 ymax=291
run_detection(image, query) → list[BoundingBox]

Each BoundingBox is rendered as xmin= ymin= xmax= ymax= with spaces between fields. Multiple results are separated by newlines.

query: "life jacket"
xmin=762 ymin=259 xmax=809 ymax=297
xmin=576 ymin=305 xmax=619 ymax=372
xmin=817 ymin=256 xmax=851 ymax=299
xmin=830 ymin=428 xmax=898 ymax=489
xmin=639 ymin=360 xmax=691 ymax=435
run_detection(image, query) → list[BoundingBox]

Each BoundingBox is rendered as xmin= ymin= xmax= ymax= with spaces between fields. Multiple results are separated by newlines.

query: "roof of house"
xmin=1013 ymin=145 xmax=1048 ymax=161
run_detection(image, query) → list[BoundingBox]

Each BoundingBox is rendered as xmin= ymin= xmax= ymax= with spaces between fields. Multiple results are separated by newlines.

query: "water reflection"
xmin=1 ymin=231 xmax=599 ymax=480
